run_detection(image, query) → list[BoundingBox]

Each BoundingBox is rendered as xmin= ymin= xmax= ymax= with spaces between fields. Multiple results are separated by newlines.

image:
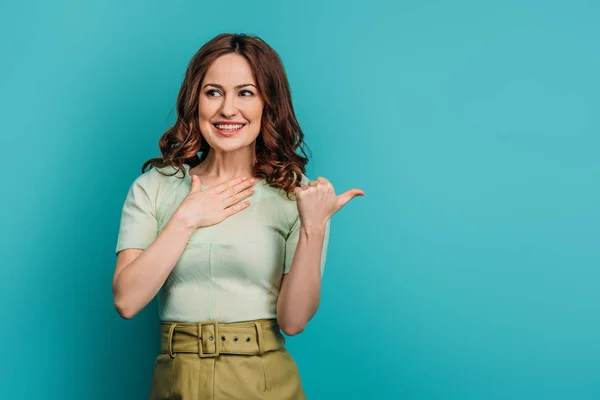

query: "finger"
xmin=316 ymin=177 xmax=329 ymax=185
xmin=307 ymin=180 xmax=318 ymax=187
xmin=225 ymin=177 xmax=259 ymax=198
xmin=224 ymin=178 xmax=260 ymax=200
xmin=190 ymin=175 xmax=202 ymax=193
xmin=334 ymin=189 xmax=364 ymax=212
xmin=213 ymin=176 xmax=248 ymax=194
xmin=224 ymin=200 xmax=251 ymax=217
xmin=226 ymin=186 xmax=255 ymax=206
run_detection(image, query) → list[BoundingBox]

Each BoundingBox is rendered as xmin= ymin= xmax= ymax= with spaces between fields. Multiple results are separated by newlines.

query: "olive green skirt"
xmin=148 ymin=319 xmax=306 ymax=399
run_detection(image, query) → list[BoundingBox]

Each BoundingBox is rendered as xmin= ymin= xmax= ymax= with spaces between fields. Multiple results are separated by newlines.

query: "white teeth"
xmin=215 ymin=124 xmax=244 ymax=130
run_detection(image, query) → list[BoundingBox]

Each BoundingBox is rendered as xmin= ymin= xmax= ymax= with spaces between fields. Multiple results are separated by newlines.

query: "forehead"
xmin=203 ymin=53 xmax=256 ymax=85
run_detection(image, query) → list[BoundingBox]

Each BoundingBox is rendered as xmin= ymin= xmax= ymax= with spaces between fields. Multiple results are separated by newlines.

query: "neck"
xmin=197 ymin=145 xmax=256 ymax=180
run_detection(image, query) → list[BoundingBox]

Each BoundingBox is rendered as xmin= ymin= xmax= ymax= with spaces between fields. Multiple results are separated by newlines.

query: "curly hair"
xmin=141 ymin=33 xmax=311 ymax=198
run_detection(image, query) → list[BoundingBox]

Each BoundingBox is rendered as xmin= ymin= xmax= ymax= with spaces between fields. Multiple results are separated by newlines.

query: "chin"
xmin=210 ymin=139 xmax=256 ymax=153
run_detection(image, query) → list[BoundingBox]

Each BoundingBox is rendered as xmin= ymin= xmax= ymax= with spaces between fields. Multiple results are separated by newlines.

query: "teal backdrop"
xmin=1 ymin=0 xmax=598 ymax=399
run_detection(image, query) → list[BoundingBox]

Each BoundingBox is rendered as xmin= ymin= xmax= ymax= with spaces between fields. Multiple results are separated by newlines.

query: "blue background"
xmin=1 ymin=0 xmax=599 ymax=398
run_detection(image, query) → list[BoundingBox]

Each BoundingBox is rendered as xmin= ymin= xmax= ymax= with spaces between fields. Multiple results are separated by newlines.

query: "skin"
xmin=190 ymin=52 xmax=264 ymax=184
xmin=276 ymin=178 xmax=363 ymax=335
xmin=112 ymin=52 xmax=364 ymax=335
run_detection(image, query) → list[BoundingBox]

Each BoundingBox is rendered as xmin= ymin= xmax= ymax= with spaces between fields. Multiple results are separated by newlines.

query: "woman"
xmin=112 ymin=33 xmax=364 ymax=399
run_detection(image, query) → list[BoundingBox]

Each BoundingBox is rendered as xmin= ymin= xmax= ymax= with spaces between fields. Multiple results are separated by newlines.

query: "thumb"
xmin=190 ymin=174 xmax=202 ymax=193
xmin=334 ymin=189 xmax=364 ymax=213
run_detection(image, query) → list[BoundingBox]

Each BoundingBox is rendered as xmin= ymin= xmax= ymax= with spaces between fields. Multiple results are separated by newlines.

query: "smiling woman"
xmin=140 ymin=33 xmax=312 ymax=196
xmin=198 ymin=54 xmax=264 ymax=144
xmin=112 ymin=33 xmax=363 ymax=400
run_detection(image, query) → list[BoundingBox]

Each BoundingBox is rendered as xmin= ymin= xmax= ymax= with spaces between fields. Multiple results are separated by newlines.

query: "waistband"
xmin=160 ymin=319 xmax=286 ymax=358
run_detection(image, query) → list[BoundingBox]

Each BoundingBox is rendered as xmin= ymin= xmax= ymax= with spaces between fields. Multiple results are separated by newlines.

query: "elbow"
xmin=279 ymin=322 xmax=306 ymax=336
xmin=113 ymin=295 xmax=137 ymax=320
xmin=113 ymin=280 xmax=140 ymax=320
xmin=283 ymin=327 xmax=304 ymax=336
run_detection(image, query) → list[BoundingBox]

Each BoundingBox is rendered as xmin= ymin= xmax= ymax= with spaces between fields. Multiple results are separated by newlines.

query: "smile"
xmin=213 ymin=123 xmax=246 ymax=136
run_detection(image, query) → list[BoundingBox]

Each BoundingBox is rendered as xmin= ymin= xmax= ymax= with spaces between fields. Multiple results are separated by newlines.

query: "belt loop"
xmin=197 ymin=321 xmax=202 ymax=356
xmin=253 ymin=321 xmax=265 ymax=356
xmin=254 ymin=321 xmax=268 ymax=392
xmin=168 ymin=323 xmax=178 ymax=358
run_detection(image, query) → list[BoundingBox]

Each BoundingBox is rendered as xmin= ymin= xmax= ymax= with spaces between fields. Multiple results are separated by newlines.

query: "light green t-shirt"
xmin=115 ymin=163 xmax=330 ymax=323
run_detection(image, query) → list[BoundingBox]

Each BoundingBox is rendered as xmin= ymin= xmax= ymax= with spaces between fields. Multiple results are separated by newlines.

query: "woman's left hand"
xmin=294 ymin=177 xmax=364 ymax=231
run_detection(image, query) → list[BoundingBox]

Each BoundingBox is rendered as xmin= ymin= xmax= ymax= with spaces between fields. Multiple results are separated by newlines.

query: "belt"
xmin=160 ymin=319 xmax=286 ymax=358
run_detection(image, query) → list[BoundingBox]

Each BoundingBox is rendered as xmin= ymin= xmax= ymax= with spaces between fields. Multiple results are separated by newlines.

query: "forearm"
xmin=113 ymin=214 xmax=196 ymax=318
xmin=276 ymin=224 xmax=326 ymax=335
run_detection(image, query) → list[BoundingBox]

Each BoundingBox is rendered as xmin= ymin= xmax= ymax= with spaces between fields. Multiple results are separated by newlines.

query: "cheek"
xmin=247 ymin=102 xmax=264 ymax=122
xmin=198 ymin=98 xmax=216 ymax=119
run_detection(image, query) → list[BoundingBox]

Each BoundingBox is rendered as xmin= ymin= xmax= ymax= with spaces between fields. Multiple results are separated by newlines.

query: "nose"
xmin=220 ymin=94 xmax=238 ymax=118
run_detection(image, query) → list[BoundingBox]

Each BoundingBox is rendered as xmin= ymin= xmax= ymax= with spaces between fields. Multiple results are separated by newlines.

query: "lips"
xmin=213 ymin=123 xmax=246 ymax=137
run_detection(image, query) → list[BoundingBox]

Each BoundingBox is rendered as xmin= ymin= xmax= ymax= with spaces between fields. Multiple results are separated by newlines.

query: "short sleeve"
xmin=115 ymin=175 xmax=158 ymax=255
xmin=283 ymin=216 xmax=330 ymax=277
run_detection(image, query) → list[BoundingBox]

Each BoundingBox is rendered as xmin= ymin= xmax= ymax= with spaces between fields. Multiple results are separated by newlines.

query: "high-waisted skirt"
xmin=148 ymin=319 xmax=306 ymax=399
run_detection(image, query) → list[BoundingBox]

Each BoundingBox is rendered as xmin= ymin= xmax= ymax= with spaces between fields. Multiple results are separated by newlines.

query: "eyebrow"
xmin=202 ymin=83 xmax=257 ymax=90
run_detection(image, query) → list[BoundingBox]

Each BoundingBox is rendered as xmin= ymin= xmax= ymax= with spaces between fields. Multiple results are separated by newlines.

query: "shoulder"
xmin=126 ymin=164 xmax=187 ymax=202
xmin=130 ymin=165 xmax=173 ymax=187
xmin=264 ymin=172 xmax=311 ymax=201
xmin=298 ymin=173 xmax=311 ymax=185
xmin=264 ymin=172 xmax=313 ymax=227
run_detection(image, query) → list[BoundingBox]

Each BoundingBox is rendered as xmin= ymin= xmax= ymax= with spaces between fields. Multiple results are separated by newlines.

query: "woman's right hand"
xmin=174 ymin=175 xmax=256 ymax=229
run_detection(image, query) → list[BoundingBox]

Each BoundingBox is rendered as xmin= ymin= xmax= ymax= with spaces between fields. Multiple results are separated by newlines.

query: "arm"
xmin=276 ymin=175 xmax=363 ymax=335
xmin=112 ymin=214 xmax=195 ymax=319
xmin=112 ymin=172 xmax=254 ymax=319
xmin=276 ymin=223 xmax=327 ymax=336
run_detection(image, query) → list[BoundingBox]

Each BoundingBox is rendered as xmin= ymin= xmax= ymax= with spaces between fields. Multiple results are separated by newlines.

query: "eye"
xmin=240 ymin=90 xmax=254 ymax=97
xmin=205 ymin=89 xmax=222 ymax=97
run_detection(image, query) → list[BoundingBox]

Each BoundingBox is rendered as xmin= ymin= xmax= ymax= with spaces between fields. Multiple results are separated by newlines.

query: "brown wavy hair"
xmin=141 ymin=33 xmax=311 ymax=198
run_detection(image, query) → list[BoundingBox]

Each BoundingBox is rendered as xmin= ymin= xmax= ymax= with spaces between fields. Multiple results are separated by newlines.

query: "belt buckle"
xmin=198 ymin=321 xmax=220 ymax=358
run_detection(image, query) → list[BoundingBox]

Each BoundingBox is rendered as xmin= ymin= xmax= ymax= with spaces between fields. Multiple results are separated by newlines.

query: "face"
xmin=198 ymin=53 xmax=264 ymax=152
